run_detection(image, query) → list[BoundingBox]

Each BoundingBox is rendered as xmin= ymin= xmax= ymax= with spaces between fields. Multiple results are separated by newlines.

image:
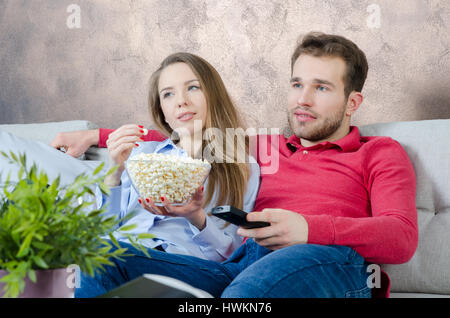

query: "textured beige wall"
xmin=0 ymin=0 xmax=449 ymax=132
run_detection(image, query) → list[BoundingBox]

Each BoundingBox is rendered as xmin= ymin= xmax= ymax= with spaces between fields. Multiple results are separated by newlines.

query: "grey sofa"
xmin=1 ymin=119 xmax=449 ymax=297
xmin=359 ymin=119 xmax=450 ymax=298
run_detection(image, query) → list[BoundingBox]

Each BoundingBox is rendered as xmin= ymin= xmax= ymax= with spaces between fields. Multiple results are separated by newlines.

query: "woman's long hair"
xmin=148 ymin=52 xmax=250 ymax=211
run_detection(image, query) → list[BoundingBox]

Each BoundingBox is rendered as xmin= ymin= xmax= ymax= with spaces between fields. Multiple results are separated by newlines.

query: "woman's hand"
xmin=138 ymin=186 xmax=206 ymax=230
xmin=104 ymin=124 xmax=146 ymax=186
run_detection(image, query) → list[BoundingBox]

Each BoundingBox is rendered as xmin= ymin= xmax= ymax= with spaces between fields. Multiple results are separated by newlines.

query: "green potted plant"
xmin=0 ymin=151 xmax=153 ymax=298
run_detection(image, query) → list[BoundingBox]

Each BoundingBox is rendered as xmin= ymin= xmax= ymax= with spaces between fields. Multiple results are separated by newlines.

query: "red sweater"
xmin=98 ymin=128 xmax=167 ymax=148
xmin=98 ymin=127 xmax=418 ymax=297
xmin=252 ymin=127 xmax=417 ymax=264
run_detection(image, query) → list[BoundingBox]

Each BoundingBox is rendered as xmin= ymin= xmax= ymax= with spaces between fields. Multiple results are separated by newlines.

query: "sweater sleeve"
xmin=304 ymin=138 xmax=418 ymax=264
xmin=98 ymin=128 xmax=115 ymax=148
xmin=98 ymin=128 xmax=167 ymax=148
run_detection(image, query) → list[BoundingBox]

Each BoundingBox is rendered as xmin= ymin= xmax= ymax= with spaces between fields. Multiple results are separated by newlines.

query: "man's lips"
xmin=177 ymin=112 xmax=195 ymax=121
xmin=294 ymin=110 xmax=316 ymax=122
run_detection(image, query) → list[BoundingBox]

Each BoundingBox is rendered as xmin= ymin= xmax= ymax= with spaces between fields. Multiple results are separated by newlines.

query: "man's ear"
xmin=345 ymin=91 xmax=363 ymax=116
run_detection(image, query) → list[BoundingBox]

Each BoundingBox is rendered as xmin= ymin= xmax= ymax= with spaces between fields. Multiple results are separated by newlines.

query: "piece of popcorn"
xmin=126 ymin=153 xmax=211 ymax=204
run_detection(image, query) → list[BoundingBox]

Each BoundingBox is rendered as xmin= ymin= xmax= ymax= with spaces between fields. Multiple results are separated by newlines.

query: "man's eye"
xmin=317 ymin=86 xmax=328 ymax=92
xmin=292 ymin=83 xmax=302 ymax=88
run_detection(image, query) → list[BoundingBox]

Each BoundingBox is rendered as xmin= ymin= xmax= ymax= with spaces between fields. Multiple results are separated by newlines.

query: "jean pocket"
xmin=345 ymin=286 xmax=372 ymax=298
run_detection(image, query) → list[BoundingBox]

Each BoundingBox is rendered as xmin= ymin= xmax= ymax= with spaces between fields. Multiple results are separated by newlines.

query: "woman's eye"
xmin=162 ymin=92 xmax=173 ymax=98
xmin=188 ymin=85 xmax=200 ymax=91
xmin=292 ymin=83 xmax=302 ymax=89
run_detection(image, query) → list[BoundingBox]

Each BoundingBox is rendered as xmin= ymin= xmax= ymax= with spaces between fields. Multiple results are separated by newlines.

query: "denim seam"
xmin=120 ymin=250 xmax=226 ymax=277
xmin=219 ymin=263 xmax=240 ymax=281
xmin=261 ymin=261 xmax=366 ymax=297
xmin=344 ymin=285 xmax=372 ymax=298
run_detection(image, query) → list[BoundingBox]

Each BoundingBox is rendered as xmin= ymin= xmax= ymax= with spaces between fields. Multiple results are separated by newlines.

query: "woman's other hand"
xmin=138 ymin=186 xmax=206 ymax=230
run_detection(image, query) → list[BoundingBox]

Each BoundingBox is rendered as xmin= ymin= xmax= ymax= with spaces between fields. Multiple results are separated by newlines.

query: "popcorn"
xmin=125 ymin=153 xmax=211 ymax=204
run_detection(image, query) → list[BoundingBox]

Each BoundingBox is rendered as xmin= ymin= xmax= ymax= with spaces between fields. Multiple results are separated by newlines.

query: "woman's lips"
xmin=178 ymin=112 xmax=195 ymax=121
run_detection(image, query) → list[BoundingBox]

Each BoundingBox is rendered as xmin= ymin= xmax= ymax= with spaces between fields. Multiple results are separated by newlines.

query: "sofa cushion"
xmin=0 ymin=120 xmax=111 ymax=161
xmin=0 ymin=120 xmax=99 ymax=145
xmin=0 ymin=130 xmax=104 ymax=187
xmin=359 ymin=119 xmax=450 ymax=295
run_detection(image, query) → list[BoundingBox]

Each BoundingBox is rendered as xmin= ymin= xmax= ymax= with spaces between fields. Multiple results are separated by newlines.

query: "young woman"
xmin=96 ymin=52 xmax=260 ymax=263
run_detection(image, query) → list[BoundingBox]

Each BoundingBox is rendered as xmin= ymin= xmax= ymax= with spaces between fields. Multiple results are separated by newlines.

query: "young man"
xmin=55 ymin=32 xmax=418 ymax=298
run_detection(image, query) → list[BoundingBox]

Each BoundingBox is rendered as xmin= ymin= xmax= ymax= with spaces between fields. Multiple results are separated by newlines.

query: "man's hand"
xmin=237 ymin=208 xmax=309 ymax=250
xmin=50 ymin=129 xmax=99 ymax=158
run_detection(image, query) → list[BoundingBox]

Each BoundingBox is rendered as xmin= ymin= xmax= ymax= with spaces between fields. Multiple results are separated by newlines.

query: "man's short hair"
xmin=291 ymin=32 xmax=368 ymax=97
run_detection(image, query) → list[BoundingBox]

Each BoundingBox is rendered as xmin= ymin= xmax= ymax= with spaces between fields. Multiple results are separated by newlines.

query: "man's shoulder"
xmin=360 ymin=134 xmax=404 ymax=151
xmin=359 ymin=134 xmax=412 ymax=169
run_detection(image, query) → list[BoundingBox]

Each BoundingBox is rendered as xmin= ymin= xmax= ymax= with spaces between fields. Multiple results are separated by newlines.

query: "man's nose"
xmin=297 ymin=87 xmax=314 ymax=107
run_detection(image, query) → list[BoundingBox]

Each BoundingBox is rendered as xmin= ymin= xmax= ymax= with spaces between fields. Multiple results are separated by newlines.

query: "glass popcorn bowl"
xmin=125 ymin=153 xmax=211 ymax=206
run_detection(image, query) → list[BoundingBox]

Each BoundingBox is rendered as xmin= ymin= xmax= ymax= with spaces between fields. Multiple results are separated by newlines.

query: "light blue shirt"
xmin=96 ymin=138 xmax=260 ymax=262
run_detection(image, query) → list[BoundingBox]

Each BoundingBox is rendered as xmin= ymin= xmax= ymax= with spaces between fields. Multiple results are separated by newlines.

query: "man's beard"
xmin=288 ymin=103 xmax=347 ymax=142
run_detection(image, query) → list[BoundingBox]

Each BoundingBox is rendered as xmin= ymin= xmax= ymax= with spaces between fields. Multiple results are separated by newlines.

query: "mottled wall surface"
xmin=0 ymin=0 xmax=449 ymax=131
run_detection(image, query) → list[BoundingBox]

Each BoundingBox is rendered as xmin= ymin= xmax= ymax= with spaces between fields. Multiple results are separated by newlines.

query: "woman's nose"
xmin=176 ymin=92 xmax=188 ymax=108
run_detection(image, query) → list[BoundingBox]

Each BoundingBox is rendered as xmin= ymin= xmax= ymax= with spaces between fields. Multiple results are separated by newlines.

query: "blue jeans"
xmin=75 ymin=239 xmax=371 ymax=298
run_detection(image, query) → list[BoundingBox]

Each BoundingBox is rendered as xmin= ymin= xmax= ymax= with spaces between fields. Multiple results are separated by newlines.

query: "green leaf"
xmin=136 ymin=233 xmax=155 ymax=239
xmin=50 ymin=175 xmax=61 ymax=191
xmin=32 ymin=256 xmax=49 ymax=269
xmin=108 ymin=232 xmax=120 ymax=248
xmin=16 ymin=233 xmax=33 ymax=258
xmin=27 ymin=269 xmax=37 ymax=283
xmin=98 ymin=182 xmax=110 ymax=196
xmin=93 ymin=162 xmax=105 ymax=176
xmin=31 ymin=241 xmax=53 ymax=250
xmin=106 ymin=165 xmax=119 ymax=176
xmin=10 ymin=151 xmax=18 ymax=163
xmin=118 ymin=224 xmax=137 ymax=232
xmin=88 ymin=209 xmax=103 ymax=218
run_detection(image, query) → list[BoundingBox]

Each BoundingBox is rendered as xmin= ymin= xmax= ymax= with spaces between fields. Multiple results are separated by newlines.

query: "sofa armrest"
xmin=0 ymin=120 xmax=99 ymax=161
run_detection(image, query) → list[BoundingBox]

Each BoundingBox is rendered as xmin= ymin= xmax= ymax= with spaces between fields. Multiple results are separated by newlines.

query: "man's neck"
xmin=300 ymin=125 xmax=350 ymax=147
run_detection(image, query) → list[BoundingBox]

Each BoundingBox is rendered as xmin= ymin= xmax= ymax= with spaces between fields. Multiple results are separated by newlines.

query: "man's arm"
xmin=50 ymin=129 xmax=99 ymax=158
xmin=50 ymin=126 xmax=167 ymax=157
xmin=98 ymin=127 xmax=167 ymax=147
xmin=303 ymin=138 xmax=418 ymax=264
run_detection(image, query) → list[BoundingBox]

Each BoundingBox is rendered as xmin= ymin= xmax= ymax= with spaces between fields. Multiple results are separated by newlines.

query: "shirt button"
xmin=303 ymin=150 xmax=308 ymax=155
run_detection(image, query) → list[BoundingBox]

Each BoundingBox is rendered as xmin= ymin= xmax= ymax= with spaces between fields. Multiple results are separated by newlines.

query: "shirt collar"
xmin=153 ymin=138 xmax=188 ymax=157
xmin=286 ymin=126 xmax=362 ymax=152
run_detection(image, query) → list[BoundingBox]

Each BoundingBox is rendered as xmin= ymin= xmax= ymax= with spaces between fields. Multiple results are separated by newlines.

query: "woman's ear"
xmin=345 ymin=91 xmax=364 ymax=116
